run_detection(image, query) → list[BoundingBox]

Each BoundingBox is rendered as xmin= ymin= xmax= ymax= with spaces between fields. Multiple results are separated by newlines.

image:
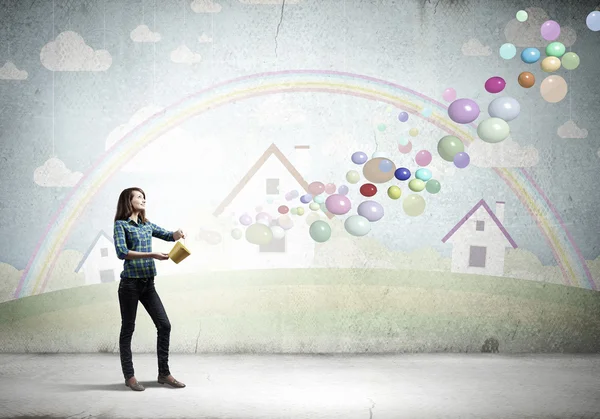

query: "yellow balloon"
xmin=245 ymin=223 xmax=273 ymax=245
xmin=402 ymin=194 xmax=426 ymax=216
xmin=540 ymin=56 xmax=561 ymax=72
xmin=408 ymin=179 xmax=425 ymax=192
xmin=296 ymin=207 xmax=305 ymax=216
xmin=387 ymin=185 xmax=402 ymax=199
xmin=346 ymin=170 xmax=360 ymax=184
xmin=309 ymin=202 xmax=320 ymax=211
xmin=540 ymin=75 xmax=568 ymax=103
xmin=409 ymin=128 xmax=419 ymax=137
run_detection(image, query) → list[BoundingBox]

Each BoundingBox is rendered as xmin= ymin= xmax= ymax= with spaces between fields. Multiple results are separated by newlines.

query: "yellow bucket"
xmin=168 ymin=241 xmax=191 ymax=264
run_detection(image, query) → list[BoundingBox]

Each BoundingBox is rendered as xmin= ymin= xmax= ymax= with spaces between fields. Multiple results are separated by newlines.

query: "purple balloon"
xmin=398 ymin=112 xmax=409 ymax=122
xmin=239 ymin=214 xmax=252 ymax=226
xmin=325 ymin=194 xmax=352 ymax=215
xmin=453 ymin=152 xmax=470 ymax=169
xmin=484 ymin=77 xmax=506 ymax=94
xmin=541 ymin=20 xmax=560 ymax=41
xmin=448 ymin=98 xmax=480 ymax=124
xmin=338 ymin=185 xmax=349 ymax=195
xmin=300 ymin=194 xmax=312 ymax=204
xmin=351 ymin=151 xmax=368 ymax=165
xmin=357 ymin=200 xmax=384 ymax=222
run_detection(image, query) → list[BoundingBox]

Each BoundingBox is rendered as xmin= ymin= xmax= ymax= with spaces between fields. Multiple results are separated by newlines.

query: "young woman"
xmin=113 ymin=187 xmax=186 ymax=392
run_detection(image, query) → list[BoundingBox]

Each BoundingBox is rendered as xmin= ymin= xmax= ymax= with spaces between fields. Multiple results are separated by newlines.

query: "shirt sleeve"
xmin=150 ymin=222 xmax=175 ymax=241
xmin=113 ymin=222 xmax=129 ymax=260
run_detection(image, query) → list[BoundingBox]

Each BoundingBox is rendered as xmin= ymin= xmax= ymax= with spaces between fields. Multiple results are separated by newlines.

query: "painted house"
xmin=75 ymin=230 xmax=123 ymax=284
xmin=441 ymin=200 xmax=517 ymax=277
xmin=212 ymin=143 xmax=334 ymax=270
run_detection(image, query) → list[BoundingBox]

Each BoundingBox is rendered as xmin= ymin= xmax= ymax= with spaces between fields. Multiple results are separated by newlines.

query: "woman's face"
xmin=130 ymin=191 xmax=146 ymax=212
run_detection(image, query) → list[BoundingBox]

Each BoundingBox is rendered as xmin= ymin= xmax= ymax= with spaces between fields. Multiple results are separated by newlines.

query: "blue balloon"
xmin=398 ymin=112 xmax=409 ymax=122
xmin=351 ymin=151 xmax=368 ymax=165
xmin=415 ymin=168 xmax=432 ymax=181
xmin=338 ymin=185 xmax=349 ymax=195
xmin=394 ymin=167 xmax=411 ymax=181
xmin=587 ymin=11 xmax=600 ymax=31
xmin=378 ymin=159 xmax=394 ymax=173
xmin=300 ymin=194 xmax=312 ymax=204
xmin=521 ymin=47 xmax=540 ymax=64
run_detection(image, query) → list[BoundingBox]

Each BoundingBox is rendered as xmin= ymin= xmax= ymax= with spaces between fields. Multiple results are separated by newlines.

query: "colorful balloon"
xmin=325 ymin=194 xmax=352 ymax=215
xmin=398 ymin=112 xmax=409 ymax=122
xmin=409 ymin=179 xmax=425 ymax=192
xmin=338 ymin=185 xmax=349 ymax=195
xmin=499 ymin=43 xmax=516 ymax=60
xmin=541 ymin=56 xmax=561 ymax=72
xmin=541 ymin=20 xmax=561 ymax=41
xmin=296 ymin=207 xmax=305 ymax=216
xmin=409 ymin=128 xmax=419 ymax=137
xmin=442 ymin=88 xmax=457 ymax=102
xmin=448 ymin=98 xmax=480 ymax=124
xmin=484 ymin=77 xmax=506 ymax=94
xmin=378 ymin=158 xmax=394 ymax=173
xmin=308 ymin=181 xmax=325 ymax=196
xmin=300 ymin=194 xmax=312 ymax=204
xmin=313 ymin=194 xmax=325 ymax=204
xmin=351 ymin=151 xmax=368 ymax=165
xmin=521 ymin=47 xmax=541 ymax=64
xmin=239 ymin=214 xmax=252 ymax=226
xmin=278 ymin=205 xmax=289 ymax=214
xmin=346 ymin=170 xmax=360 ymax=184
xmin=477 ymin=117 xmax=510 ymax=143
xmin=518 ymin=72 xmax=535 ymax=88
xmin=278 ymin=215 xmax=294 ymax=230
xmin=425 ymin=179 xmax=441 ymax=194
xmin=309 ymin=202 xmax=320 ymax=211
xmin=545 ymin=41 xmax=566 ymax=58
xmin=344 ymin=215 xmax=371 ymax=236
xmin=415 ymin=150 xmax=432 ymax=166
xmin=309 ymin=220 xmax=331 ymax=243
xmin=516 ymin=10 xmax=528 ymax=22
xmin=387 ymin=186 xmax=402 ymax=200
xmin=394 ymin=167 xmax=411 ymax=181
xmin=437 ymin=135 xmax=465 ymax=162
xmin=415 ymin=168 xmax=432 ymax=181
xmin=357 ymin=200 xmax=385 ymax=222
xmin=540 ymin=75 xmax=568 ymax=103
xmin=231 ymin=228 xmax=242 ymax=240
xmin=245 ymin=223 xmax=273 ymax=245
xmin=360 ymin=183 xmax=378 ymax=197
xmin=271 ymin=225 xmax=285 ymax=240
xmin=325 ymin=183 xmax=336 ymax=194
xmin=363 ymin=158 xmax=396 ymax=183
xmin=453 ymin=152 xmax=470 ymax=168
xmin=561 ymin=52 xmax=580 ymax=70
xmin=587 ymin=11 xmax=600 ymax=31
xmin=488 ymin=96 xmax=521 ymax=121
xmin=403 ymin=194 xmax=426 ymax=216
xmin=398 ymin=141 xmax=413 ymax=154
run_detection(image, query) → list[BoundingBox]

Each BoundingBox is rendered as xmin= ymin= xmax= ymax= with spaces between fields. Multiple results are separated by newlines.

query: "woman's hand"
xmin=152 ymin=252 xmax=170 ymax=260
xmin=173 ymin=229 xmax=186 ymax=241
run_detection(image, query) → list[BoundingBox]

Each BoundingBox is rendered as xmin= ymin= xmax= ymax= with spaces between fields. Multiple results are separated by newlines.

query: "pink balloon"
xmin=308 ymin=181 xmax=325 ymax=196
xmin=442 ymin=88 xmax=457 ymax=102
xmin=415 ymin=150 xmax=432 ymax=166
xmin=484 ymin=77 xmax=506 ymax=94
xmin=325 ymin=194 xmax=352 ymax=215
xmin=398 ymin=141 xmax=413 ymax=154
xmin=325 ymin=183 xmax=336 ymax=194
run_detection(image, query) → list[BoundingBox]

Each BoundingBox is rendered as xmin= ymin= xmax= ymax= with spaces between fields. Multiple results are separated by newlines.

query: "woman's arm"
xmin=149 ymin=222 xmax=177 ymax=241
xmin=124 ymin=250 xmax=167 ymax=260
xmin=114 ymin=222 xmax=165 ymax=260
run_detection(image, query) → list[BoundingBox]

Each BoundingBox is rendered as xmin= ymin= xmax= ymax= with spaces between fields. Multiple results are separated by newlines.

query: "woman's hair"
xmin=114 ymin=187 xmax=148 ymax=223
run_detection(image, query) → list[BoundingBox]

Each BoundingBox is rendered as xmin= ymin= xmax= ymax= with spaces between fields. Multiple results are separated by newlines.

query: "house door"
xmin=99 ymin=269 xmax=116 ymax=283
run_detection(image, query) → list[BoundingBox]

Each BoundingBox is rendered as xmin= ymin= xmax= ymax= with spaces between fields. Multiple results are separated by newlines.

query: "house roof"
xmin=74 ymin=230 xmax=113 ymax=273
xmin=441 ymin=199 xmax=517 ymax=248
xmin=213 ymin=143 xmax=334 ymax=219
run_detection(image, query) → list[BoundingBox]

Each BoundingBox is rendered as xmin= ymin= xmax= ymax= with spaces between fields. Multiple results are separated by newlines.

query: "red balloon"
xmin=360 ymin=183 xmax=377 ymax=197
xmin=278 ymin=205 xmax=289 ymax=214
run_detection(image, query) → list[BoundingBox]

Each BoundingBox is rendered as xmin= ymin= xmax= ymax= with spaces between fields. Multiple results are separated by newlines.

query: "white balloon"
xmin=344 ymin=215 xmax=371 ymax=236
xmin=270 ymin=225 xmax=285 ymax=240
xmin=488 ymin=97 xmax=520 ymax=122
xmin=477 ymin=117 xmax=510 ymax=144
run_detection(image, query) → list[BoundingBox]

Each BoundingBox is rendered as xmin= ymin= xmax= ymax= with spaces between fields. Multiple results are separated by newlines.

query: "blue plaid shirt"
xmin=113 ymin=217 xmax=175 ymax=279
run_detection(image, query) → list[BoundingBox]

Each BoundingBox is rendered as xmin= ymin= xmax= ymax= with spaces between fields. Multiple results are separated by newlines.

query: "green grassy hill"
xmin=0 ymin=268 xmax=598 ymax=354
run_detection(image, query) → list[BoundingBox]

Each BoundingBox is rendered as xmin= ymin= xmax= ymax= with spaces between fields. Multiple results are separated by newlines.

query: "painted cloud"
xmin=40 ymin=31 xmax=112 ymax=71
xmin=130 ymin=24 xmax=161 ymax=43
xmin=190 ymin=0 xmax=222 ymax=13
xmin=557 ymin=120 xmax=588 ymax=139
xmin=461 ymin=38 xmax=491 ymax=56
xmin=34 ymin=157 xmax=83 ymax=187
xmin=170 ymin=45 xmax=202 ymax=64
xmin=0 ymin=61 xmax=28 ymax=80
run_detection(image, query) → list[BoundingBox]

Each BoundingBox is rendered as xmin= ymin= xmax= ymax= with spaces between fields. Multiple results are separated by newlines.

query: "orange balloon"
xmin=518 ymin=72 xmax=535 ymax=88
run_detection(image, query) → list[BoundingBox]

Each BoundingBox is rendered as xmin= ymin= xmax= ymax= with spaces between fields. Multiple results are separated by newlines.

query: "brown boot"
xmin=158 ymin=374 xmax=186 ymax=388
xmin=125 ymin=377 xmax=145 ymax=391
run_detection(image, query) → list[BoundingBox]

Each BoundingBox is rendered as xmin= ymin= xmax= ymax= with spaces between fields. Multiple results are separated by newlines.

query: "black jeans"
xmin=118 ymin=277 xmax=171 ymax=380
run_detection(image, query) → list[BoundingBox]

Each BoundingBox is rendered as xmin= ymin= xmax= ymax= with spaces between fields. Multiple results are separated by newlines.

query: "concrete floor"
xmin=1 ymin=353 xmax=599 ymax=419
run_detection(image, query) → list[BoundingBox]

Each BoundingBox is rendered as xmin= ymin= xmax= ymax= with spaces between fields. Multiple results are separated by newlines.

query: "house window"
xmin=266 ymin=179 xmax=279 ymax=195
xmin=469 ymin=246 xmax=487 ymax=268
xmin=260 ymin=237 xmax=286 ymax=253
xmin=100 ymin=247 xmax=109 ymax=257
xmin=476 ymin=221 xmax=485 ymax=231
xmin=99 ymin=269 xmax=115 ymax=283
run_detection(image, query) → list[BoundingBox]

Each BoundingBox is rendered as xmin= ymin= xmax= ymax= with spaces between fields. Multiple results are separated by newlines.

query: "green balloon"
xmin=562 ymin=52 xmax=580 ymax=70
xmin=545 ymin=42 xmax=565 ymax=58
xmin=426 ymin=179 xmax=441 ymax=194
xmin=309 ymin=220 xmax=331 ymax=243
xmin=437 ymin=135 xmax=464 ymax=162
xmin=408 ymin=179 xmax=425 ymax=192
xmin=245 ymin=223 xmax=273 ymax=245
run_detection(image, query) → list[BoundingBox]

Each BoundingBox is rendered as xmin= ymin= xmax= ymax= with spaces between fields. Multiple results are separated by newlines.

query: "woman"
xmin=113 ymin=187 xmax=186 ymax=392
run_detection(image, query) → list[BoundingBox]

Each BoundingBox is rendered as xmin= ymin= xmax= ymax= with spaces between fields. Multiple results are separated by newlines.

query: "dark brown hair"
xmin=114 ymin=187 xmax=148 ymax=223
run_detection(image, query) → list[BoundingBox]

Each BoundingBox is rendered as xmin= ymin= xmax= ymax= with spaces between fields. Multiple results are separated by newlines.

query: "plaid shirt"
xmin=113 ymin=217 xmax=175 ymax=279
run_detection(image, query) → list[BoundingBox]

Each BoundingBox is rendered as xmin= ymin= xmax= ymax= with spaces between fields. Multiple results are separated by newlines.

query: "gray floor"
xmin=1 ymin=353 xmax=600 ymax=419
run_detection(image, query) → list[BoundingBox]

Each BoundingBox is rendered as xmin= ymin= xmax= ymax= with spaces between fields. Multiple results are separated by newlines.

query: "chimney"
xmin=294 ymin=145 xmax=311 ymax=177
xmin=495 ymin=201 xmax=505 ymax=224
